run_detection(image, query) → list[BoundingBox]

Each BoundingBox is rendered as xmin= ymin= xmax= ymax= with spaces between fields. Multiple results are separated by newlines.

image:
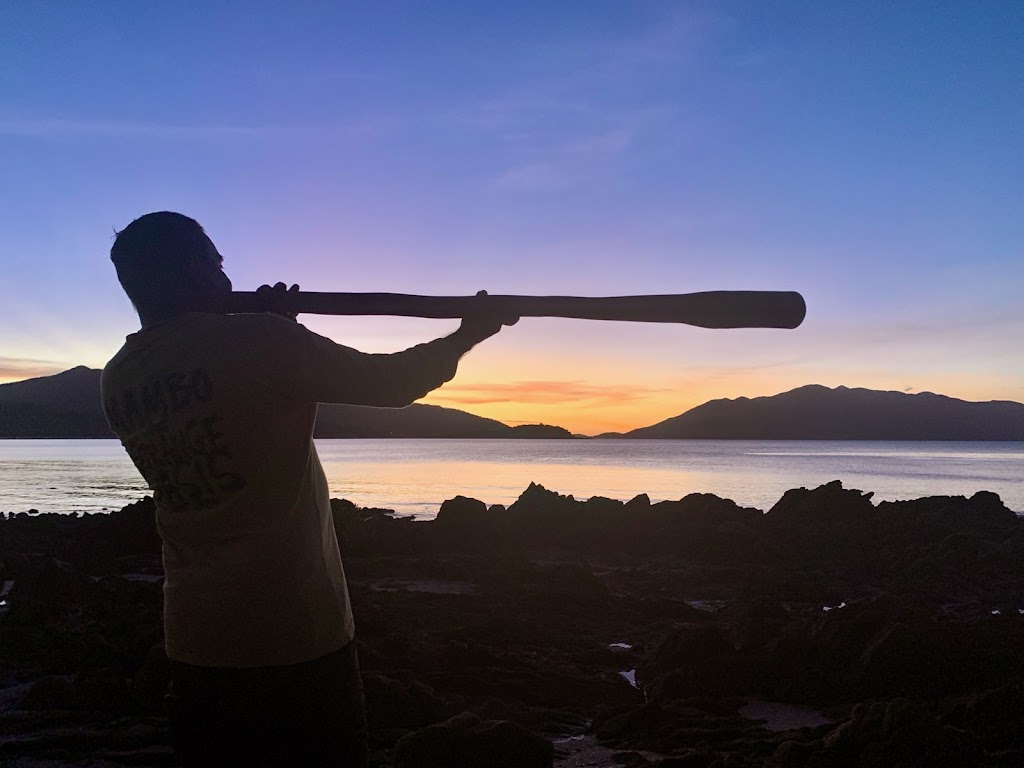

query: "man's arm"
xmin=255 ymin=288 xmax=516 ymax=407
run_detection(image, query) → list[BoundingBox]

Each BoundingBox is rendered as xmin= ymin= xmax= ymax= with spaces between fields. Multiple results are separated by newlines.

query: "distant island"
xmin=0 ymin=367 xmax=575 ymax=439
xmin=2 ymin=368 xmax=1023 ymax=440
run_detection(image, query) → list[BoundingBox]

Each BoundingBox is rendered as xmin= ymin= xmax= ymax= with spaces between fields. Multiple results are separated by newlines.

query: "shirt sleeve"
xmin=250 ymin=314 xmax=468 ymax=407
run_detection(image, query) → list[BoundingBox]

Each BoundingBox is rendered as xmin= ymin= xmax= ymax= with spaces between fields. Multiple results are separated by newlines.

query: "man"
xmin=101 ymin=211 xmax=516 ymax=766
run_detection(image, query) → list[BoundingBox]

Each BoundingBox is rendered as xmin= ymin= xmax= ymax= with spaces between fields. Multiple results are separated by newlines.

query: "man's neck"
xmin=138 ymin=308 xmax=185 ymax=330
xmin=137 ymin=293 xmax=228 ymax=330
xmin=138 ymin=301 xmax=205 ymax=330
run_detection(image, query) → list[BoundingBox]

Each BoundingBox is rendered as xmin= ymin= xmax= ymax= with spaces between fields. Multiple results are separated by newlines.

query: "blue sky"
xmin=1 ymin=1 xmax=1021 ymax=433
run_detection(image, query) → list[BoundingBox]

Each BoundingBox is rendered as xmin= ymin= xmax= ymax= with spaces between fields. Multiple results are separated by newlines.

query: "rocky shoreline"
xmin=2 ymin=481 xmax=1023 ymax=766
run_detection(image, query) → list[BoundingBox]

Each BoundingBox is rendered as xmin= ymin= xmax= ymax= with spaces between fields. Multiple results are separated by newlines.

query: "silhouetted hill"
xmin=0 ymin=368 xmax=570 ymax=439
xmin=314 ymin=403 xmax=509 ymax=438
xmin=507 ymin=424 xmax=575 ymax=439
xmin=0 ymin=367 xmax=111 ymax=437
xmin=625 ymin=385 xmax=1024 ymax=440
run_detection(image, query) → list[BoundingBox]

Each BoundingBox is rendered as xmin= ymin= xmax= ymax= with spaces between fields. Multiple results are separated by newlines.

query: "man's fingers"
xmin=470 ymin=289 xmax=518 ymax=328
xmin=255 ymin=282 xmax=299 ymax=321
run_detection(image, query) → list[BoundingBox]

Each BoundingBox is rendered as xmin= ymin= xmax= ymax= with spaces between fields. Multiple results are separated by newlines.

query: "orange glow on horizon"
xmin=424 ymin=368 xmax=1024 ymax=436
xmin=3 ymin=347 xmax=1021 ymax=437
xmin=0 ymin=364 xmax=65 ymax=386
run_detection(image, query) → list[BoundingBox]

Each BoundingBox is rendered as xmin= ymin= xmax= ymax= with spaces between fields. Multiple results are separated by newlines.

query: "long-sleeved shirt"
xmin=102 ymin=311 xmax=467 ymax=667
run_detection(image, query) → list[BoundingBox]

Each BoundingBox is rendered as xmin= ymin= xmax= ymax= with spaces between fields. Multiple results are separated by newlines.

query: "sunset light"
xmin=3 ymin=4 xmax=1024 ymax=765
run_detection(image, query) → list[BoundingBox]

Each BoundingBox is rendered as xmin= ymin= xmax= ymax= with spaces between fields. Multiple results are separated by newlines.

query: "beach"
xmin=2 ymin=480 xmax=1023 ymax=766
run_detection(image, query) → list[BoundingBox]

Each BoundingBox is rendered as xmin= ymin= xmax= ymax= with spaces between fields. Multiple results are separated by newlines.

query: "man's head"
xmin=111 ymin=211 xmax=232 ymax=319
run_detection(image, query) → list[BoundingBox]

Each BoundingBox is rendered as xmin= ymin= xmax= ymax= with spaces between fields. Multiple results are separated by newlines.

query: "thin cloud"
xmin=494 ymin=162 xmax=562 ymax=189
xmin=0 ymin=116 xmax=392 ymax=142
xmin=0 ymin=357 xmax=65 ymax=382
xmin=796 ymin=310 xmax=1024 ymax=367
xmin=0 ymin=117 xmax=262 ymax=140
xmin=431 ymin=379 xmax=673 ymax=405
xmin=493 ymin=126 xmax=639 ymax=189
xmin=445 ymin=11 xmax=696 ymax=189
xmin=452 ymin=95 xmax=600 ymax=134
xmin=609 ymin=5 xmax=718 ymax=70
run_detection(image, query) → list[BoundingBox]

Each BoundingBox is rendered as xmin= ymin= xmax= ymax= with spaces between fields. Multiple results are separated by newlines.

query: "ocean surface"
xmin=2 ymin=439 xmax=1023 ymax=519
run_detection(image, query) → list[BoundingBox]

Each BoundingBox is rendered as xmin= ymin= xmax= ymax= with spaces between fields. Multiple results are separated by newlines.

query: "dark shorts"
xmin=167 ymin=639 xmax=368 ymax=768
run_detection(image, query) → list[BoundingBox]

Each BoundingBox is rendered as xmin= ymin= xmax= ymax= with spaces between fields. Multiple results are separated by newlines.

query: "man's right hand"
xmin=454 ymin=290 xmax=519 ymax=345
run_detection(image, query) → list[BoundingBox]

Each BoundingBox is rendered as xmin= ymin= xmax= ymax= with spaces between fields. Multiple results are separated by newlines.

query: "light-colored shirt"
xmin=102 ymin=311 xmax=465 ymax=667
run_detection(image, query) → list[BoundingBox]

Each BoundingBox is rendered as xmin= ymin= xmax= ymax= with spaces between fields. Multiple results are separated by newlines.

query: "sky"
xmin=1 ymin=1 xmax=1021 ymax=435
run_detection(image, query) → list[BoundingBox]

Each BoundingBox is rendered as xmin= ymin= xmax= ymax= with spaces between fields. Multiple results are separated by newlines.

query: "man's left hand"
xmin=257 ymin=282 xmax=300 ymax=322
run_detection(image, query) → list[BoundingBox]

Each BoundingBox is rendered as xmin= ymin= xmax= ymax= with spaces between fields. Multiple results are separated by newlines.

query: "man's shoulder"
xmin=212 ymin=312 xmax=306 ymax=331
xmin=103 ymin=313 xmax=301 ymax=370
xmin=165 ymin=311 xmax=307 ymax=339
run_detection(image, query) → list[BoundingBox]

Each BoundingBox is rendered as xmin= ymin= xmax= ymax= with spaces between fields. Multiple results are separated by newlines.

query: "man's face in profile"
xmin=194 ymin=234 xmax=232 ymax=296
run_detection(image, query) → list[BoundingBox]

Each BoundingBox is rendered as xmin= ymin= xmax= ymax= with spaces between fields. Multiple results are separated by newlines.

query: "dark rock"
xmin=18 ymin=676 xmax=77 ymax=710
xmin=818 ymin=698 xmax=981 ymax=767
xmin=9 ymin=557 xmax=94 ymax=609
xmin=643 ymin=625 xmax=740 ymax=699
xmin=4 ymin=482 xmax=1024 ymax=765
xmin=767 ymin=481 xmax=874 ymax=530
xmin=102 ymin=496 xmax=161 ymax=556
xmin=20 ymin=668 xmax=129 ymax=713
xmin=768 ymin=739 xmax=815 ymax=768
xmin=437 ymin=496 xmax=489 ymax=527
xmin=626 ymin=494 xmax=651 ymax=509
xmin=503 ymin=484 xmax=580 ymax=542
xmin=106 ymin=722 xmax=167 ymax=750
xmin=716 ymin=599 xmax=789 ymax=652
xmin=393 ymin=711 xmax=554 ymax=768
xmin=73 ymin=667 xmax=130 ymax=712
xmin=129 ymin=641 xmax=171 ymax=713
xmin=951 ymin=683 xmax=1024 ymax=754
xmin=611 ymin=751 xmax=652 ymax=766
xmin=656 ymin=746 xmax=719 ymax=767
xmin=363 ymin=672 xmax=442 ymax=730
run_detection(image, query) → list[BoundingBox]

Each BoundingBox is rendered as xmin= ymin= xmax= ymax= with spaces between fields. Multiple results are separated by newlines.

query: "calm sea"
xmin=1 ymin=439 xmax=1022 ymax=519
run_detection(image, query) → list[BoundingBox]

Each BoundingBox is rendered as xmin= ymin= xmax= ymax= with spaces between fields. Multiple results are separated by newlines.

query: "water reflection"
xmin=1 ymin=438 xmax=1023 ymax=516
xmin=316 ymin=439 xmax=1024 ymax=519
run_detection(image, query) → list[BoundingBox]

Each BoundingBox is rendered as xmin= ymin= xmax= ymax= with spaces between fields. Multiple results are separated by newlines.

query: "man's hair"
xmin=110 ymin=211 xmax=214 ymax=312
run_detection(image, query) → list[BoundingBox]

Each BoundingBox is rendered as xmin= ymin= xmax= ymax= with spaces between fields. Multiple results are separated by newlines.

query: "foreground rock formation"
xmin=1 ymin=481 xmax=1022 ymax=766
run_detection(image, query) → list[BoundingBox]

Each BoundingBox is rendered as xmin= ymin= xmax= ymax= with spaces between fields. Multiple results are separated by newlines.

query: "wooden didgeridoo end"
xmin=216 ymin=290 xmax=807 ymax=330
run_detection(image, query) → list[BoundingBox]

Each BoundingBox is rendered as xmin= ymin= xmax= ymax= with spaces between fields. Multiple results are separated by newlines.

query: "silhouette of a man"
xmin=101 ymin=211 xmax=516 ymax=767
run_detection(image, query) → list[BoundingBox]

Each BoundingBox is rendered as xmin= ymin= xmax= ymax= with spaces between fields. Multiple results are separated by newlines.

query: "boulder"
xmin=767 ymin=481 xmax=875 ymax=530
xmin=393 ymin=711 xmax=554 ymax=768
xmin=129 ymin=641 xmax=171 ymax=713
xmin=817 ymin=698 xmax=981 ymax=767
xmin=363 ymin=672 xmax=442 ymax=730
xmin=642 ymin=625 xmax=743 ymax=699
xmin=437 ymin=496 xmax=489 ymax=528
xmin=18 ymin=675 xmax=78 ymax=710
xmin=9 ymin=556 xmax=94 ymax=609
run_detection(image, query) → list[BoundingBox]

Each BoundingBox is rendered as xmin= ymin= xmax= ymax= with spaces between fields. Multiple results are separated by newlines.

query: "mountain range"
xmin=1 ymin=368 xmax=1023 ymax=440
xmin=606 ymin=385 xmax=1024 ymax=440
xmin=0 ymin=367 xmax=572 ymax=439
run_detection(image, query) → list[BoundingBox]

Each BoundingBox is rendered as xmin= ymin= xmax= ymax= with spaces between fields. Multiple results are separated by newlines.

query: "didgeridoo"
xmin=220 ymin=290 xmax=806 ymax=330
